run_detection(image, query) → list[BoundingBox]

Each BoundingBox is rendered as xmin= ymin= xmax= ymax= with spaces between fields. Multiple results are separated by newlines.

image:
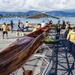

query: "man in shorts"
xmin=2 ymin=22 xmax=8 ymax=39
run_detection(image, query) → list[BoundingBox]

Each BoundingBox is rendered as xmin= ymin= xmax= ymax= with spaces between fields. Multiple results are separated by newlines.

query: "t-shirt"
xmin=41 ymin=22 xmax=45 ymax=27
xmin=26 ymin=23 xmax=29 ymax=27
xmin=2 ymin=24 xmax=8 ymax=31
xmin=67 ymin=30 xmax=75 ymax=42
xmin=32 ymin=28 xmax=38 ymax=32
xmin=65 ymin=24 xmax=69 ymax=30
xmin=19 ymin=23 xmax=22 ymax=28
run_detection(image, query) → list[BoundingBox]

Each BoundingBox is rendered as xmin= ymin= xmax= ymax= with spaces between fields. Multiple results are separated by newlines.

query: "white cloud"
xmin=0 ymin=0 xmax=75 ymax=12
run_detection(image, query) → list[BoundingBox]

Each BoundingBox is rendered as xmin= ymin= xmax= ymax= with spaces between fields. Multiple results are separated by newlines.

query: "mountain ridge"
xmin=45 ymin=11 xmax=75 ymax=17
xmin=0 ymin=10 xmax=75 ymax=17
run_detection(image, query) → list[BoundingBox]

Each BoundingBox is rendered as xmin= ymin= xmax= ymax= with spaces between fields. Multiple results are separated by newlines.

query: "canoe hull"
xmin=0 ymin=28 xmax=49 ymax=75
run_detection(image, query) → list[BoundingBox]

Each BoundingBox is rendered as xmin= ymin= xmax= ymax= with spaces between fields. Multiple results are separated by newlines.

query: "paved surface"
xmin=0 ymin=28 xmax=33 ymax=52
xmin=0 ymin=28 xmax=75 ymax=75
xmin=50 ymin=40 xmax=75 ymax=75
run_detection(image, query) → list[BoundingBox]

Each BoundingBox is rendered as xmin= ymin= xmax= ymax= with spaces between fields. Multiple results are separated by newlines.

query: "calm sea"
xmin=0 ymin=17 xmax=75 ymax=30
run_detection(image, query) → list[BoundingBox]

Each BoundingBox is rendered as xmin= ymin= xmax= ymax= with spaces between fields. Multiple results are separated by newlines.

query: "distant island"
xmin=0 ymin=10 xmax=75 ymax=19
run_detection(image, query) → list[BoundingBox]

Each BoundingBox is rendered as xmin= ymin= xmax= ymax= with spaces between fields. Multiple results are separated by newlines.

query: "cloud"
xmin=0 ymin=0 xmax=75 ymax=12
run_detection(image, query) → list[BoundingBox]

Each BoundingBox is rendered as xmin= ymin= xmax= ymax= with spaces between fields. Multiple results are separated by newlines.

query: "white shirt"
xmin=41 ymin=22 xmax=45 ymax=27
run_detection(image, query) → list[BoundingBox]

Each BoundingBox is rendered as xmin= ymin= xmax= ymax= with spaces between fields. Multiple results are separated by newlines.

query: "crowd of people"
xmin=55 ymin=20 xmax=75 ymax=54
xmin=32 ymin=20 xmax=75 ymax=55
xmin=1 ymin=19 xmax=75 ymax=54
xmin=1 ymin=20 xmax=29 ymax=39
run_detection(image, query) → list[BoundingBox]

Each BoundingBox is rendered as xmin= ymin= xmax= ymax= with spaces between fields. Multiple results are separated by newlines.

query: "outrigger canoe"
xmin=0 ymin=24 xmax=50 ymax=75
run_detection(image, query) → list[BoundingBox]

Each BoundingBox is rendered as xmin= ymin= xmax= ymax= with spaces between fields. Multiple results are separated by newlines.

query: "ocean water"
xmin=0 ymin=17 xmax=75 ymax=30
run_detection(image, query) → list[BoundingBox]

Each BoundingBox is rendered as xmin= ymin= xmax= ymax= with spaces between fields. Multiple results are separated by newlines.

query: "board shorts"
xmin=3 ymin=31 xmax=8 ymax=34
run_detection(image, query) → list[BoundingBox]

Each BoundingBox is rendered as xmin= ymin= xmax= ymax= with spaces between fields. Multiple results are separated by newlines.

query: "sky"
xmin=0 ymin=0 xmax=75 ymax=12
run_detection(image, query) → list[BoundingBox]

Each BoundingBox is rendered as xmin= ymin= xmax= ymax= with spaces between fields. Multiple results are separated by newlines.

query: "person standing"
xmin=56 ymin=24 xmax=61 ymax=34
xmin=2 ymin=22 xmax=8 ymax=39
xmin=18 ymin=20 xmax=21 ymax=31
xmin=25 ymin=21 xmax=29 ymax=31
xmin=63 ymin=24 xmax=70 ymax=51
xmin=64 ymin=23 xmax=70 ymax=39
xmin=41 ymin=21 xmax=45 ymax=27
xmin=67 ymin=27 xmax=75 ymax=53
xmin=62 ymin=20 xmax=65 ymax=28
xmin=16 ymin=22 xmax=24 ymax=36
xmin=57 ymin=20 xmax=61 ymax=26
xmin=49 ymin=20 xmax=53 ymax=26
xmin=10 ymin=20 xmax=14 ymax=33
xmin=65 ymin=22 xmax=69 ymax=30
xmin=20 ymin=22 xmax=24 ymax=32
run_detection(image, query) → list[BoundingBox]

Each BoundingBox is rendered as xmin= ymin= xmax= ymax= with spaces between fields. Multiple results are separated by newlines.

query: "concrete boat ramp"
xmin=0 ymin=29 xmax=75 ymax=75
